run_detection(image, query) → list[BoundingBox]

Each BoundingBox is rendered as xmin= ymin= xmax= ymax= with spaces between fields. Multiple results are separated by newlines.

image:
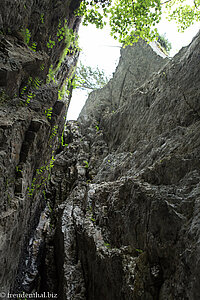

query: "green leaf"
xmin=75 ymin=0 xmax=198 ymax=46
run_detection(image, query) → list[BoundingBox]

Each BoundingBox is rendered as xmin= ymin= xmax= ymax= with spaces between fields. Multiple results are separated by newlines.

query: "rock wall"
xmin=0 ymin=0 xmax=81 ymax=297
xmin=46 ymin=33 xmax=200 ymax=299
xmin=1 ymin=2 xmax=200 ymax=299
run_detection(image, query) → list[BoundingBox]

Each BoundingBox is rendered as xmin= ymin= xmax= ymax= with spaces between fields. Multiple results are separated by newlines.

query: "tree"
xmin=75 ymin=62 xmax=109 ymax=90
xmin=157 ymin=34 xmax=172 ymax=54
xmin=76 ymin=0 xmax=200 ymax=45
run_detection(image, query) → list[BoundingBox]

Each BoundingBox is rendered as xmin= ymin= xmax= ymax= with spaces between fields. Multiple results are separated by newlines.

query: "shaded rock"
xmin=0 ymin=0 xmax=81 ymax=297
xmin=45 ymin=31 xmax=200 ymax=300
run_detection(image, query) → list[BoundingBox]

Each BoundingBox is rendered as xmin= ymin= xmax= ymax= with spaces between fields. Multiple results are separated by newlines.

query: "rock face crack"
xmin=182 ymin=91 xmax=200 ymax=119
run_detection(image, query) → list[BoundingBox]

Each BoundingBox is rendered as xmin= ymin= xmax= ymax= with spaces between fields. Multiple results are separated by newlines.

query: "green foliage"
xmin=32 ymin=77 xmax=42 ymax=89
xmin=69 ymin=76 xmax=78 ymax=90
xmin=39 ymin=159 xmax=55 ymax=174
xmin=58 ymin=77 xmax=73 ymax=100
xmin=0 ymin=89 xmax=10 ymax=104
xmin=56 ymin=73 xmax=78 ymax=102
xmin=54 ymin=28 xmax=80 ymax=75
xmin=27 ymin=177 xmax=36 ymax=196
xmin=136 ymin=248 xmax=143 ymax=253
xmin=40 ymin=64 xmax=45 ymax=71
xmin=45 ymin=23 xmax=81 ymax=106
xmin=65 ymin=28 xmax=79 ymax=51
xmin=109 ymin=0 xmax=161 ymax=44
xmin=20 ymin=85 xmax=28 ymax=96
xmin=28 ymin=153 xmax=56 ymax=197
xmin=36 ymin=165 xmax=46 ymax=175
xmin=56 ymin=20 xmax=80 ymax=54
xmin=27 ymin=76 xmax=33 ymax=85
xmin=49 ymin=125 xmax=58 ymax=140
xmin=61 ymin=130 xmax=68 ymax=147
xmin=76 ymin=0 xmax=110 ymax=29
xmin=31 ymin=42 xmax=37 ymax=52
xmin=19 ymin=76 xmax=43 ymax=106
xmin=47 ymin=37 xmax=56 ymax=49
xmin=26 ymin=91 xmax=36 ymax=105
xmin=58 ymin=86 xmax=66 ymax=100
xmin=46 ymin=26 xmax=80 ymax=85
xmin=21 ymin=28 xmax=31 ymax=44
xmin=44 ymin=107 xmax=53 ymax=120
xmin=76 ymin=0 xmax=200 ymax=45
xmin=66 ymin=75 xmax=78 ymax=95
xmin=75 ymin=62 xmax=109 ymax=90
xmin=47 ymin=65 xmax=56 ymax=83
xmin=21 ymin=28 xmax=38 ymax=51
xmin=46 ymin=20 xmax=80 ymax=56
xmin=83 ymin=160 xmax=89 ymax=168
xmin=40 ymin=13 xmax=44 ymax=24
xmin=157 ymin=34 xmax=172 ymax=54
xmin=166 ymin=0 xmax=200 ymax=32
xmin=87 ymin=206 xmax=96 ymax=222
xmin=16 ymin=166 xmax=22 ymax=173
xmin=104 ymin=242 xmax=111 ymax=249
xmin=46 ymin=155 xmax=55 ymax=171
xmin=57 ymin=20 xmax=68 ymax=42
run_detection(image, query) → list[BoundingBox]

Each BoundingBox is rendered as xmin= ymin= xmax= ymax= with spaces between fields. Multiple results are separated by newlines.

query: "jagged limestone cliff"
xmin=46 ymin=34 xmax=200 ymax=299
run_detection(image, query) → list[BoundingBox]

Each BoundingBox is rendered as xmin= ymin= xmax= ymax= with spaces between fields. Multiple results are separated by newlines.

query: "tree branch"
xmin=193 ymin=0 xmax=200 ymax=10
xmin=161 ymin=0 xmax=172 ymax=4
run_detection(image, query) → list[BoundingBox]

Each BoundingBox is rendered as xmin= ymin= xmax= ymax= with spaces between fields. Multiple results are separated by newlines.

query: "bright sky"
xmin=67 ymin=10 xmax=199 ymax=120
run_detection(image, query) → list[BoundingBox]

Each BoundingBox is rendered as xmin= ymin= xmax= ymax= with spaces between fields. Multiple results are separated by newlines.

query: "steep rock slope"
xmin=80 ymin=40 xmax=168 ymax=123
xmin=48 ymin=33 xmax=200 ymax=299
xmin=0 ymin=0 xmax=81 ymax=297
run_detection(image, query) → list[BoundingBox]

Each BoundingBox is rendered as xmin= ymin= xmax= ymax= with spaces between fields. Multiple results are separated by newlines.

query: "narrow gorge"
xmin=0 ymin=1 xmax=200 ymax=300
